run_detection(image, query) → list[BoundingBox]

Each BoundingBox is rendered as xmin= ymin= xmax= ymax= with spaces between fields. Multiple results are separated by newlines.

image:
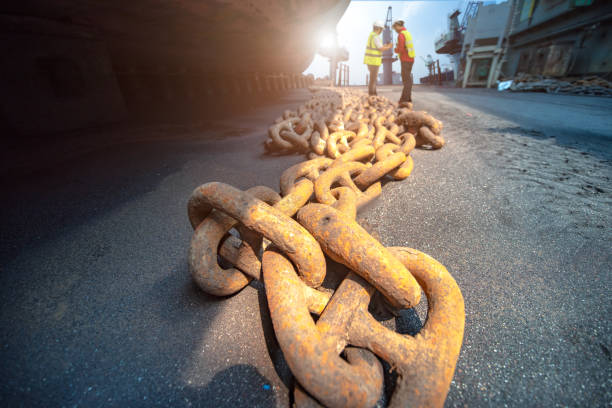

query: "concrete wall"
xmin=0 ymin=15 xmax=127 ymax=135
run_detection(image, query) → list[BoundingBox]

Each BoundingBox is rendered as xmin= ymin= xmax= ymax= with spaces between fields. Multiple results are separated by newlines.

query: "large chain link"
xmin=186 ymin=88 xmax=464 ymax=407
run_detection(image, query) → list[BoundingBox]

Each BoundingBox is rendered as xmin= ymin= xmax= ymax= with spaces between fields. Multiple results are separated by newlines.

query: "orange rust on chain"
xmin=353 ymin=151 xmax=407 ymax=190
xmin=393 ymin=155 xmax=414 ymax=180
xmin=333 ymin=144 xmax=375 ymax=164
xmin=279 ymin=127 xmax=311 ymax=152
xmin=263 ymin=245 xmax=464 ymax=408
xmin=349 ymin=247 xmax=465 ymax=408
xmin=297 ymin=204 xmax=421 ymax=309
xmin=187 ymin=182 xmax=326 ymax=287
xmin=375 ymin=143 xmax=414 ymax=180
xmin=356 ymin=122 xmax=369 ymax=139
xmin=349 ymin=138 xmax=373 ymax=150
xmin=310 ymin=130 xmax=326 ymax=155
xmin=274 ymin=179 xmax=314 ymax=217
xmin=210 ymin=179 xmax=313 ymax=284
xmin=315 ymin=119 xmax=329 ymax=141
xmin=326 ymin=130 xmax=357 ymax=159
xmin=263 ymin=249 xmax=384 ymax=408
xmin=328 ymin=187 xmax=357 ymax=220
xmin=266 ymin=117 xmax=300 ymax=151
xmin=396 ymin=110 xmax=443 ymax=135
xmin=279 ymin=157 xmax=333 ymax=196
xmin=313 ymin=161 xmax=381 ymax=209
xmin=214 ymin=178 xmax=313 ymax=282
xmin=188 ymin=186 xmax=280 ymax=295
xmin=294 ymin=383 xmax=325 ymax=408
xmin=189 ymin=88 xmax=460 ymax=407
xmin=416 ymin=126 xmax=446 ymax=149
xmin=217 ymin=235 xmax=260 ymax=280
xmin=190 ymin=211 xmax=253 ymax=295
xmin=397 ymin=132 xmax=416 ymax=154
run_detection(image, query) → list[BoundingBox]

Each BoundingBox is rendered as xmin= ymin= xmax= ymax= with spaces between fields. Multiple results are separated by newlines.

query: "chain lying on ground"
xmin=187 ymin=88 xmax=464 ymax=407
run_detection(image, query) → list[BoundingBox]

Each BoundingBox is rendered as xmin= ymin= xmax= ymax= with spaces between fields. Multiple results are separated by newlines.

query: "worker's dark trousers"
xmin=400 ymin=61 xmax=414 ymax=103
xmin=367 ymin=64 xmax=379 ymax=96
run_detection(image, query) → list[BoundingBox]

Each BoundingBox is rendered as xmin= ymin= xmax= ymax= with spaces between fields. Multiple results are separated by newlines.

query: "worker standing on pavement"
xmin=364 ymin=20 xmax=392 ymax=96
xmin=392 ymin=19 xmax=416 ymax=104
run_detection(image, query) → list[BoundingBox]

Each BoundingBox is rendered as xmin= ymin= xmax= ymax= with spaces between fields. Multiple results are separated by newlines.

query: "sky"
xmin=304 ymin=0 xmax=470 ymax=84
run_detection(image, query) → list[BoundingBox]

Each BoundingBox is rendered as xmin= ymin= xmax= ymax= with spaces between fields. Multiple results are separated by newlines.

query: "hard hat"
xmin=392 ymin=18 xmax=404 ymax=26
xmin=373 ymin=20 xmax=384 ymax=28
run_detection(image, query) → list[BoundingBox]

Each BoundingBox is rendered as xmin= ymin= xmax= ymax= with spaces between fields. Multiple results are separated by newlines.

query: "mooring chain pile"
xmin=187 ymin=88 xmax=464 ymax=408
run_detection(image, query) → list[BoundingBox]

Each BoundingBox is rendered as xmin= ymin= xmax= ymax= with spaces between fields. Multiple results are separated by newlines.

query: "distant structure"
xmin=460 ymin=1 xmax=513 ymax=88
xmin=434 ymin=0 xmax=611 ymax=87
xmin=377 ymin=71 xmax=402 ymax=85
xmin=317 ymin=33 xmax=349 ymax=87
xmin=382 ymin=6 xmax=398 ymax=85
xmin=505 ymin=0 xmax=612 ymax=78
xmin=434 ymin=9 xmax=463 ymax=77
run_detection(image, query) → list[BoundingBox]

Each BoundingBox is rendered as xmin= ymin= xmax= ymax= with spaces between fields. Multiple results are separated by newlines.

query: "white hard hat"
xmin=392 ymin=18 xmax=404 ymax=26
xmin=373 ymin=20 xmax=384 ymax=28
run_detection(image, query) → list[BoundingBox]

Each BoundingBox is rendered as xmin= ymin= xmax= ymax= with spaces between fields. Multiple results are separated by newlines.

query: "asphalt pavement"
xmin=1 ymin=86 xmax=610 ymax=407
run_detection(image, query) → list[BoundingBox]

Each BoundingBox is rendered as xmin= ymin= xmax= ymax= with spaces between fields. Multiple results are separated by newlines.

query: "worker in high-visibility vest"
xmin=392 ymin=18 xmax=416 ymax=104
xmin=363 ymin=20 xmax=392 ymax=96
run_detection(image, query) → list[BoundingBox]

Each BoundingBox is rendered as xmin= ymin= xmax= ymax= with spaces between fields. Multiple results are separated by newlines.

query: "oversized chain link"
xmin=187 ymin=88 xmax=464 ymax=407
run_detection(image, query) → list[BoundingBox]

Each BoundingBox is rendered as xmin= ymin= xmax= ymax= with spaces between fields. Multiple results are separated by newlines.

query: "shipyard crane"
xmin=460 ymin=1 xmax=480 ymax=31
xmin=381 ymin=6 xmax=397 ymax=85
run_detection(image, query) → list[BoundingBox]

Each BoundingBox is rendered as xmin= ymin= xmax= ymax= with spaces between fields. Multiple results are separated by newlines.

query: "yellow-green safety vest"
xmin=400 ymin=30 xmax=416 ymax=59
xmin=363 ymin=31 xmax=382 ymax=66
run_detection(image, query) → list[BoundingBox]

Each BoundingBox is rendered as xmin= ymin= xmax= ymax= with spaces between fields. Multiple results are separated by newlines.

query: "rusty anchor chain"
xmin=186 ymin=88 xmax=463 ymax=407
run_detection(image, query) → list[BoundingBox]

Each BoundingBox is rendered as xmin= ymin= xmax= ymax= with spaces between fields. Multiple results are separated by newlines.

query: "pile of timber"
xmin=509 ymin=73 xmax=612 ymax=97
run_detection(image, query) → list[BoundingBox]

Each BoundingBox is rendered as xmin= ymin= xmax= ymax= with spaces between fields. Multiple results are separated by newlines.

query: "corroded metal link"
xmin=416 ymin=126 xmax=445 ymax=149
xmin=280 ymin=157 xmax=333 ymax=196
xmin=326 ymin=130 xmax=357 ymax=159
xmin=274 ymin=179 xmax=314 ymax=217
xmin=190 ymin=211 xmax=253 ymax=295
xmin=356 ymin=122 xmax=369 ymax=139
xmin=188 ymin=186 xmax=280 ymax=296
xmin=333 ymin=144 xmax=375 ymax=164
xmin=279 ymin=127 xmax=311 ymax=152
xmin=315 ymin=119 xmax=329 ymax=141
xmin=349 ymin=247 xmax=465 ymax=408
xmin=217 ymin=235 xmax=260 ymax=280
xmin=374 ymin=143 xmax=399 ymax=162
xmin=353 ymin=151 xmax=407 ymax=190
xmin=263 ymin=249 xmax=384 ymax=408
xmin=313 ymin=161 xmax=381 ymax=209
xmin=206 ymin=179 xmax=312 ymax=287
xmin=328 ymin=187 xmax=357 ymax=220
xmin=349 ymin=138 xmax=373 ymax=150
xmin=397 ymin=132 xmax=416 ymax=154
xmin=373 ymin=126 xmax=402 ymax=149
xmin=187 ymin=182 xmax=326 ymax=287
xmin=264 ymin=246 xmax=464 ymax=408
xmin=396 ymin=110 xmax=443 ymax=135
xmin=267 ymin=117 xmax=300 ymax=150
xmin=297 ymin=204 xmax=421 ymax=309
xmin=375 ymin=143 xmax=414 ymax=180
xmin=294 ymin=383 xmax=324 ymax=408
xmin=310 ymin=130 xmax=327 ymax=155
xmin=190 ymin=88 xmax=458 ymax=407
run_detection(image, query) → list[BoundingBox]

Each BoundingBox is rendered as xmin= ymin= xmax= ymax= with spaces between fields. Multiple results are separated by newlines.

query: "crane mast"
xmin=382 ymin=6 xmax=396 ymax=85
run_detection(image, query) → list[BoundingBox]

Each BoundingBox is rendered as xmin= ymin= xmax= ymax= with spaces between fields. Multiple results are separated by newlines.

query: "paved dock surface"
xmin=1 ymin=87 xmax=610 ymax=407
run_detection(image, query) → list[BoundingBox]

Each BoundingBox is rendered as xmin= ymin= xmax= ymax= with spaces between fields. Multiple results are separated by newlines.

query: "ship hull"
xmin=1 ymin=0 xmax=350 ymax=134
